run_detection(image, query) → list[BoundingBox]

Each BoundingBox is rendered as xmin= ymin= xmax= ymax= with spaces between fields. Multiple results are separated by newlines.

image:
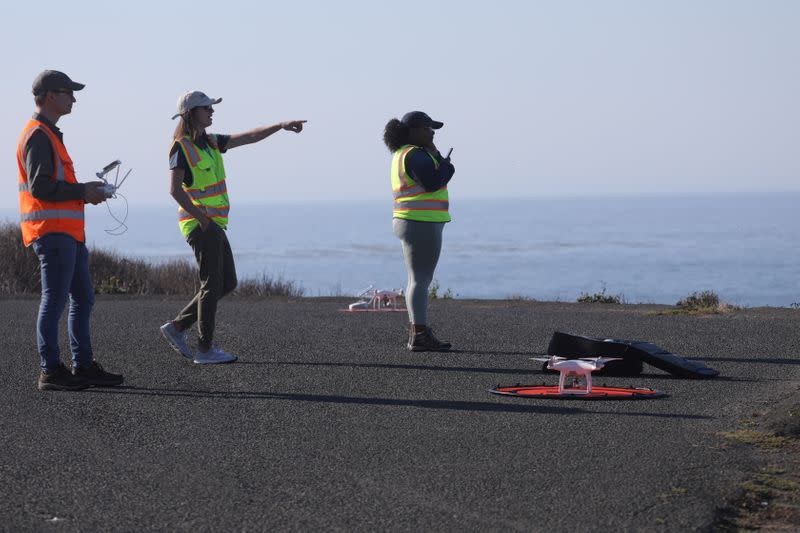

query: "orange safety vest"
xmin=17 ymin=119 xmax=85 ymax=246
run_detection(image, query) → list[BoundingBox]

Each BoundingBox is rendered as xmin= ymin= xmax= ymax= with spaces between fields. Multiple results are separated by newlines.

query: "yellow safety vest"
xmin=390 ymin=144 xmax=451 ymax=223
xmin=173 ymin=134 xmax=230 ymax=237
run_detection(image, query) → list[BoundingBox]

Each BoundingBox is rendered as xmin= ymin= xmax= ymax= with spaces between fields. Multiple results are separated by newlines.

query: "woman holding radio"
xmin=383 ymin=111 xmax=455 ymax=352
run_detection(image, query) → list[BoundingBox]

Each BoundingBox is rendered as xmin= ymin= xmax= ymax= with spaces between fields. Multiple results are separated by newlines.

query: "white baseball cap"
xmin=171 ymin=91 xmax=222 ymax=119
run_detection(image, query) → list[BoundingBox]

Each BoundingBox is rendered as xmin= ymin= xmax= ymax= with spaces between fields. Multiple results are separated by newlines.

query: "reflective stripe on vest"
xmin=178 ymin=205 xmax=230 ymax=219
xmin=393 ymin=200 xmax=449 ymax=211
xmin=393 ymin=183 xmax=427 ymax=199
xmin=177 ymin=138 xmax=202 ymax=166
xmin=20 ymin=209 xmax=85 ymax=222
xmin=185 ymin=179 xmax=227 ymax=200
xmin=19 ymin=182 xmax=29 ymax=193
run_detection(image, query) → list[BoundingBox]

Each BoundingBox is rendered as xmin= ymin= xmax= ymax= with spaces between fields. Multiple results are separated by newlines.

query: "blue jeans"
xmin=31 ymin=233 xmax=95 ymax=372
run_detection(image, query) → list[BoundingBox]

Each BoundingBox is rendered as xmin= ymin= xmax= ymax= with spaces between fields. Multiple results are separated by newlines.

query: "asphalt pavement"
xmin=2 ymin=296 xmax=799 ymax=532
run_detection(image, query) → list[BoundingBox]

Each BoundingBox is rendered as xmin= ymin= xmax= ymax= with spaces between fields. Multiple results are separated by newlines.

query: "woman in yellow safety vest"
xmin=383 ymin=111 xmax=455 ymax=351
xmin=160 ymin=90 xmax=306 ymax=364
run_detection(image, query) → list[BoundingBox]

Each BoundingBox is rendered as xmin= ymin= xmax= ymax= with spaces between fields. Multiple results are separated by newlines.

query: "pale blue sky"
xmin=2 ymin=0 xmax=798 ymax=209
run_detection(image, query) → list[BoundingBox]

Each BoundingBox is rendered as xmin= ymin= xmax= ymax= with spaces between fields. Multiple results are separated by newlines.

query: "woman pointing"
xmin=160 ymin=90 xmax=305 ymax=364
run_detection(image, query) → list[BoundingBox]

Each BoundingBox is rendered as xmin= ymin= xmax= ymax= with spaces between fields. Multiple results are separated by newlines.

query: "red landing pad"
xmin=339 ymin=308 xmax=407 ymax=313
xmin=489 ymin=385 xmax=667 ymax=400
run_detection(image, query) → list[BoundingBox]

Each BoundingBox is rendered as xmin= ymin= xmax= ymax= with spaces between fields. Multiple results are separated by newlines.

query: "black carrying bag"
xmin=546 ymin=331 xmax=719 ymax=379
xmin=546 ymin=331 xmax=643 ymax=376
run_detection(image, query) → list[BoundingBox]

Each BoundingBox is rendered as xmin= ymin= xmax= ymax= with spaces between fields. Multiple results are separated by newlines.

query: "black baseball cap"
xmin=401 ymin=111 xmax=443 ymax=129
xmin=32 ymin=70 xmax=85 ymax=96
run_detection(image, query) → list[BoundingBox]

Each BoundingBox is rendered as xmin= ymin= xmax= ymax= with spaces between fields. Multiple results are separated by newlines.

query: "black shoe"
xmin=72 ymin=361 xmax=124 ymax=387
xmin=38 ymin=364 xmax=90 ymax=391
xmin=407 ymin=327 xmax=452 ymax=352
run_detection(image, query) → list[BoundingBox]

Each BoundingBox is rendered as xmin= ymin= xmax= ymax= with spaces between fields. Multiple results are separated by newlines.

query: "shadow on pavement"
xmin=452 ymin=350 xmax=548 ymax=356
xmin=690 ymin=356 xmax=800 ymax=365
xmin=555 ymin=372 xmax=763 ymax=383
xmin=241 ymin=360 xmax=537 ymax=376
xmin=239 ymin=360 xmax=767 ymax=383
xmin=89 ymin=386 xmax=712 ymax=419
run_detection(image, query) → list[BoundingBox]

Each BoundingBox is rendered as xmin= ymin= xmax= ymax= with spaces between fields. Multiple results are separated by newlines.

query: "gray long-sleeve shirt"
xmin=23 ymin=113 xmax=85 ymax=202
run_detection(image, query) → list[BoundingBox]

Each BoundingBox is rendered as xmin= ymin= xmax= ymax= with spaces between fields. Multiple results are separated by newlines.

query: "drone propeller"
xmin=356 ymin=285 xmax=376 ymax=298
xmin=530 ymin=356 xmax=566 ymax=363
xmin=579 ymin=357 xmax=623 ymax=364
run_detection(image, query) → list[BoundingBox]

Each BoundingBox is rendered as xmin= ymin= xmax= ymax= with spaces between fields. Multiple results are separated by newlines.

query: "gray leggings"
xmin=393 ymin=218 xmax=445 ymax=325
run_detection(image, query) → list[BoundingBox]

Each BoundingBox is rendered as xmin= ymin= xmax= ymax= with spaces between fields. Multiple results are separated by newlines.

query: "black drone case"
xmin=546 ymin=331 xmax=718 ymax=379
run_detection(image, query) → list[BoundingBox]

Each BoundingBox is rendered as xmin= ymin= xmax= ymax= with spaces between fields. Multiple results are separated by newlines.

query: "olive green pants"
xmin=174 ymin=224 xmax=237 ymax=350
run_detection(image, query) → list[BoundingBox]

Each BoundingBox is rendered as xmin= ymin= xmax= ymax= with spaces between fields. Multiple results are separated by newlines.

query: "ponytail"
xmin=383 ymin=118 xmax=410 ymax=152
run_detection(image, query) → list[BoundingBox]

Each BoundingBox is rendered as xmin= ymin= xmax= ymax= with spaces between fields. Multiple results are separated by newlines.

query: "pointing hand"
xmin=281 ymin=120 xmax=307 ymax=133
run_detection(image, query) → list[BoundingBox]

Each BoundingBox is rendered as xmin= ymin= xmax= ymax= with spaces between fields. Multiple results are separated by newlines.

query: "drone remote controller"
xmin=92 ymin=159 xmax=133 ymax=235
xmin=96 ymin=160 xmax=121 ymax=180
xmin=99 ymin=183 xmax=117 ymax=198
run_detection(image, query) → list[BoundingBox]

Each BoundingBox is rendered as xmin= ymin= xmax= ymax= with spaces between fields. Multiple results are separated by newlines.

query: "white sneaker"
xmin=160 ymin=322 xmax=193 ymax=359
xmin=193 ymin=347 xmax=237 ymax=365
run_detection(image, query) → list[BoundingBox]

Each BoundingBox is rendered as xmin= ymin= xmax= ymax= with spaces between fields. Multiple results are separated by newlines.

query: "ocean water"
xmin=3 ymin=193 xmax=799 ymax=306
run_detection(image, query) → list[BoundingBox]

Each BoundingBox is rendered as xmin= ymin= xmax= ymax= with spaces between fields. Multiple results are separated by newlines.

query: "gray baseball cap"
xmin=172 ymin=90 xmax=222 ymax=119
xmin=32 ymin=70 xmax=85 ymax=96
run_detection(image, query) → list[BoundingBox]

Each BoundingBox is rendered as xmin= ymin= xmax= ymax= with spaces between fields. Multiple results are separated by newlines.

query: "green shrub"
xmin=428 ymin=279 xmax=454 ymax=300
xmin=677 ymin=290 xmax=720 ymax=310
xmin=649 ymin=290 xmax=739 ymax=315
xmin=577 ymin=286 xmax=624 ymax=304
xmin=428 ymin=279 xmax=440 ymax=300
xmin=672 ymin=290 xmax=738 ymax=314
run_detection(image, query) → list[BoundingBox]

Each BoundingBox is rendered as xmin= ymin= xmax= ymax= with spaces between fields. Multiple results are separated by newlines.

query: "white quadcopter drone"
xmin=530 ymin=356 xmax=622 ymax=396
xmin=348 ymin=285 xmax=405 ymax=311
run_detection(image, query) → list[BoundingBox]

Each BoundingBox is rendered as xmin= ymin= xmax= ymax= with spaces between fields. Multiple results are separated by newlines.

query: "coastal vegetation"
xmin=0 ymin=222 xmax=303 ymax=297
xmin=663 ymin=290 xmax=739 ymax=315
xmin=576 ymin=285 xmax=625 ymax=304
xmin=428 ymin=279 xmax=454 ymax=300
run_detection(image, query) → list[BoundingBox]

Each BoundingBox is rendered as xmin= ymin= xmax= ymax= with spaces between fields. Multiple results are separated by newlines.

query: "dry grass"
xmin=651 ymin=290 xmax=740 ymax=316
xmin=719 ymin=429 xmax=792 ymax=449
xmin=235 ymin=273 xmax=304 ymax=298
xmin=0 ymin=222 xmax=303 ymax=297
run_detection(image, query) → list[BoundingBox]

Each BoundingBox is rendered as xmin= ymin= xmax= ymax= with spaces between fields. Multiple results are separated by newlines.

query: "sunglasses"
xmin=53 ymin=89 xmax=74 ymax=97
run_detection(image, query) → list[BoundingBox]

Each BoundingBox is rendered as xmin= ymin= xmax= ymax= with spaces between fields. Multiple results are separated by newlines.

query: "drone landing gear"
xmin=559 ymin=371 xmax=593 ymax=396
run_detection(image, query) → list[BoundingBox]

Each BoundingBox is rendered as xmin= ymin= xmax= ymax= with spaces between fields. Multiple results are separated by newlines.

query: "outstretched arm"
xmin=226 ymin=120 xmax=307 ymax=150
